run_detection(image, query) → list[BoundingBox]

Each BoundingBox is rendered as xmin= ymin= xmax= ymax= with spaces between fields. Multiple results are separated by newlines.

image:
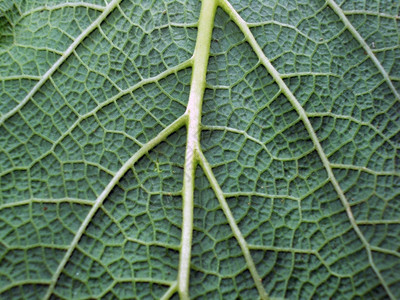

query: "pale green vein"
xmin=202 ymin=124 xmax=315 ymax=161
xmin=223 ymin=176 xmax=331 ymax=202
xmin=373 ymin=46 xmax=400 ymax=53
xmin=280 ymin=72 xmax=341 ymax=79
xmin=4 ymin=244 xmax=70 ymax=250
xmin=20 ymin=2 xmax=105 ymax=18
xmin=330 ymin=163 xmax=400 ymax=177
xmin=0 ymin=198 xmax=94 ymax=210
xmin=160 ymin=281 xmax=178 ymax=300
xmin=98 ymin=205 xmax=180 ymax=251
xmin=64 ymin=160 xmax=116 ymax=175
xmin=72 ymin=48 xmax=123 ymax=93
xmin=177 ymin=0 xmax=216 ymax=298
xmin=117 ymin=5 xmax=197 ymax=33
xmin=91 ymin=278 xmax=175 ymax=299
xmin=343 ymin=10 xmax=400 ymax=20
xmin=370 ymin=246 xmax=400 ymax=259
xmin=42 ymin=114 xmax=187 ymax=299
xmin=248 ymin=245 xmax=344 ymax=278
xmin=91 ymin=278 xmax=175 ymax=300
xmin=224 ymin=192 xmax=300 ymax=202
xmin=0 ymin=280 xmax=52 ymax=294
xmin=116 ymin=278 xmax=174 ymax=285
xmin=48 ymin=76 xmax=81 ymax=116
xmin=248 ymin=244 xmax=316 ymax=254
xmin=248 ymin=20 xmax=320 ymax=44
xmin=74 ymin=243 xmax=128 ymax=274
xmin=124 ymin=237 xmax=180 ymax=251
xmin=218 ymin=0 xmax=396 ymax=298
xmin=156 ymin=22 xmax=199 ymax=29
xmin=198 ymin=150 xmax=268 ymax=299
xmin=12 ymin=44 xmax=67 ymax=56
xmin=205 ymin=83 xmax=231 ymax=89
xmin=0 ymin=0 xmax=121 ymax=126
xmin=305 ymin=112 xmax=398 ymax=149
xmin=326 ymin=0 xmax=400 ymax=101
xmin=104 ymin=129 xmax=143 ymax=147
xmin=357 ymin=220 xmax=400 ymax=225
xmin=306 ymin=111 xmax=386 ymax=127
xmin=191 ymin=262 xmax=248 ymax=278
xmin=0 ymin=75 xmax=41 ymax=81
xmin=0 ymin=58 xmax=193 ymax=178
xmin=147 ymin=190 xmax=182 ymax=197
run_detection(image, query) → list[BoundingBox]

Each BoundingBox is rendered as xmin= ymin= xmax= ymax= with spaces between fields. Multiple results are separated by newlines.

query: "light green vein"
xmin=0 ymin=198 xmax=94 ymax=210
xmin=280 ymin=72 xmax=341 ymax=79
xmin=248 ymin=245 xmax=344 ymax=278
xmin=160 ymin=281 xmax=178 ymax=300
xmin=330 ymin=163 xmax=400 ymax=177
xmin=4 ymin=244 xmax=70 ymax=251
xmin=178 ymin=0 xmax=217 ymax=298
xmin=20 ymin=2 xmax=105 ymax=18
xmin=42 ymin=114 xmax=187 ymax=299
xmin=198 ymin=150 xmax=268 ymax=300
xmin=357 ymin=220 xmax=400 ymax=225
xmin=218 ymin=0 xmax=396 ymax=298
xmin=248 ymin=20 xmax=320 ymax=44
xmin=11 ymin=44 xmax=67 ymax=56
xmin=370 ymin=246 xmax=400 ymax=259
xmin=0 ymin=75 xmax=41 ymax=81
xmin=0 ymin=58 xmax=193 ymax=178
xmin=98 ymin=205 xmax=181 ymax=251
xmin=224 ymin=192 xmax=300 ymax=202
xmin=326 ymin=0 xmax=400 ymax=101
xmin=201 ymin=124 xmax=315 ymax=161
xmin=0 ymin=280 xmax=52 ymax=294
xmin=116 ymin=277 xmax=174 ymax=285
xmin=0 ymin=0 xmax=121 ymax=126
xmin=343 ymin=10 xmax=400 ymax=20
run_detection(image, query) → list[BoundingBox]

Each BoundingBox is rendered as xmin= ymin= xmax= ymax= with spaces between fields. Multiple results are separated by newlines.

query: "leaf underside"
xmin=0 ymin=0 xmax=399 ymax=299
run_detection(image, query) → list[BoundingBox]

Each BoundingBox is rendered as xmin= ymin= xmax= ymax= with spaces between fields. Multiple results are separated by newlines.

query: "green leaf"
xmin=0 ymin=0 xmax=399 ymax=299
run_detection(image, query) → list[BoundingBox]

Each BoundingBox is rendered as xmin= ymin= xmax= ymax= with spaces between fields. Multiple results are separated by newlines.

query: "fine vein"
xmin=327 ymin=0 xmax=400 ymax=101
xmin=218 ymin=0 xmax=395 ymax=298
xmin=43 ymin=115 xmax=187 ymax=299
xmin=0 ymin=0 xmax=122 ymax=126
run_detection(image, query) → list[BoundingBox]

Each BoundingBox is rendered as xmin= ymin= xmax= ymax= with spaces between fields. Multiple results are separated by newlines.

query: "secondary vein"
xmin=0 ymin=0 xmax=121 ymax=126
xmin=218 ymin=0 xmax=396 ymax=298
xmin=198 ymin=150 xmax=269 ymax=300
xmin=43 ymin=114 xmax=186 ymax=299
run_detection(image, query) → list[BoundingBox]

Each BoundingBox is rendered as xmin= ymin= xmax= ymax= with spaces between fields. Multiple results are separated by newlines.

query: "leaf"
xmin=0 ymin=0 xmax=399 ymax=299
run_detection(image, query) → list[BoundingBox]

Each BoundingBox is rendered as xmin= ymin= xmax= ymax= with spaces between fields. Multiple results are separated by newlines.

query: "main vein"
xmin=177 ymin=0 xmax=217 ymax=298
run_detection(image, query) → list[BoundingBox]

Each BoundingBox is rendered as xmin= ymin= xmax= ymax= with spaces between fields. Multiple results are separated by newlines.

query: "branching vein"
xmin=218 ymin=0 xmax=396 ymax=298
xmin=0 ymin=0 xmax=122 ymax=126
xmin=198 ymin=150 xmax=268 ymax=300
xmin=43 ymin=114 xmax=186 ymax=299
xmin=326 ymin=0 xmax=400 ymax=101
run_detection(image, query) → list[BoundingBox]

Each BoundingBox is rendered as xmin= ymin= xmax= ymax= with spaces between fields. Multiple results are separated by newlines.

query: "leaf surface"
xmin=0 ymin=0 xmax=399 ymax=299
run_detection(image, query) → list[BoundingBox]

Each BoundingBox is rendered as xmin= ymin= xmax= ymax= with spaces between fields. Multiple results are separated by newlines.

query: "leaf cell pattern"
xmin=0 ymin=0 xmax=399 ymax=299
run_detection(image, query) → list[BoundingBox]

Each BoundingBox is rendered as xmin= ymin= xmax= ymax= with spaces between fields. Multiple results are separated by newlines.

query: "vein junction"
xmin=35 ymin=0 xmax=396 ymax=299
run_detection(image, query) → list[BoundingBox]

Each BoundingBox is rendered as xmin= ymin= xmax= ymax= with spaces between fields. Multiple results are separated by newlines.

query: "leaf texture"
xmin=0 ymin=0 xmax=399 ymax=299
